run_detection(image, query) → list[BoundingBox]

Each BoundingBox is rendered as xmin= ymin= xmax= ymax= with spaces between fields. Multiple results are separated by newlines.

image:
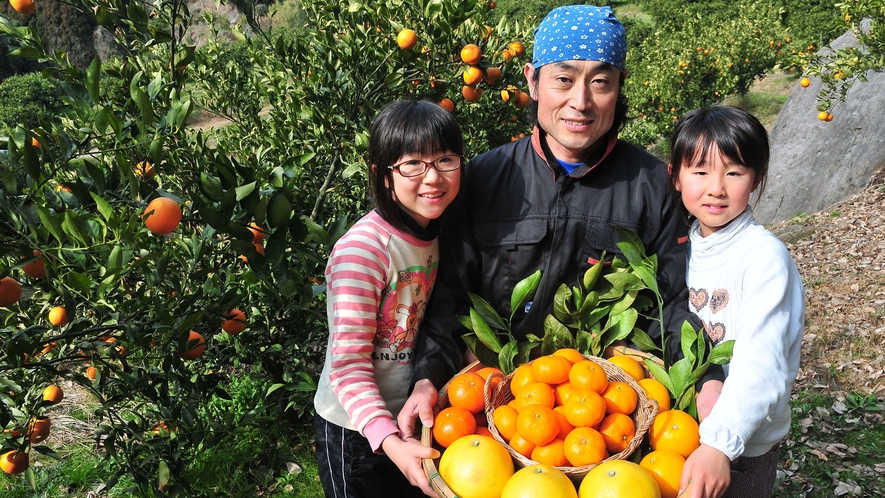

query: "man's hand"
xmin=696 ymin=380 xmax=723 ymax=421
xmin=396 ymin=379 xmax=438 ymax=441
xmin=381 ymin=434 xmax=440 ymax=497
xmin=681 ymin=444 xmax=731 ymax=498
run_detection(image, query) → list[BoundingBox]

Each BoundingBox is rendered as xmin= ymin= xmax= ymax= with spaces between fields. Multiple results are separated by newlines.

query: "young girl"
xmin=313 ymin=100 xmax=464 ymax=498
xmin=668 ymin=106 xmax=805 ymax=498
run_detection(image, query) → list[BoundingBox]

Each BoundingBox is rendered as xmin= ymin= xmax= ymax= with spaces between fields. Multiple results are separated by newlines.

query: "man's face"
xmin=524 ymin=60 xmax=621 ymax=163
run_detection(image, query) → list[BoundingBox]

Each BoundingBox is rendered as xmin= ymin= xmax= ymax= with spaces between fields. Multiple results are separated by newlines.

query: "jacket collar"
xmin=530 ymin=126 xmax=619 ymax=179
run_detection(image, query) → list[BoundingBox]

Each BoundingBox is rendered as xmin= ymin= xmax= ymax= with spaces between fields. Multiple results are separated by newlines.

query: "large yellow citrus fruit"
xmin=648 ymin=410 xmax=700 ymax=458
xmin=143 ymin=197 xmax=182 ymax=235
xmin=10 ymin=0 xmax=36 ymax=15
xmin=579 ymin=460 xmax=661 ymax=498
xmin=439 ymin=435 xmax=514 ymax=498
xmin=502 ymin=464 xmax=577 ymax=498
xmin=396 ymin=29 xmax=418 ymax=50
xmin=0 ymin=450 xmax=28 ymax=475
xmin=48 ymin=306 xmax=69 ymax=326
xmin=0 ymin=276 xmax=22 ymax=307
xmin=640 ymin=449 xmax=686 ymax=498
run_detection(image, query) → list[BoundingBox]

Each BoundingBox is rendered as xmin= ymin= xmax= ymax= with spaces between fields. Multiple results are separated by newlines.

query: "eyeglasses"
xmin=388 ymin=155 xmax=463 ymax=177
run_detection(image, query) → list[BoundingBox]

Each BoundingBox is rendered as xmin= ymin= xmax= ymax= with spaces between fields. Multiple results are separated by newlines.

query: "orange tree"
xmin=0 ymin=0 xmax=531 ymax=493
xmin=621 ymin=0 xmax=792 ymax=147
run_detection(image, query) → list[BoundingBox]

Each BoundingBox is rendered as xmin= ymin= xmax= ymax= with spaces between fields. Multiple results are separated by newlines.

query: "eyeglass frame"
xmin=387 ymin=155 xmax=464 ymax=178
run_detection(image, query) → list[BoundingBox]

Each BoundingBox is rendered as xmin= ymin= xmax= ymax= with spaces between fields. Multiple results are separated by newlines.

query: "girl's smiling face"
xmin=674 ymin=144 xmax=757 ymax=237
xmin=387 ymin=151 xmax=461 ymax=228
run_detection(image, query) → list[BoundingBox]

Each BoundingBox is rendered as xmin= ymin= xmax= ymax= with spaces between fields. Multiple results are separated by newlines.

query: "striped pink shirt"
xmin=313 ymin=210 xmax=438 ymax=451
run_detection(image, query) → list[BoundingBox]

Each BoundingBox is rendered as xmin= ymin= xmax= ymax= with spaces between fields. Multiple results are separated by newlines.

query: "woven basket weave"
xmin=482 ymin=354 xmax=659 ymax=481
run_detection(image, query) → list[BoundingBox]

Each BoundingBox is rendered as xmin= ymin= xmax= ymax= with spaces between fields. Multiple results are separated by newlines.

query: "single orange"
xmin=484 ymin=67 xmax=503 ymax=86
xmin=638 ymin=378 xmax=671 ymax=412
xmin=48 ymin=306 xmax=69 ymax=326
xmin=85 ymin=365 xmax=98 ymax=380
xmin=600 ymin=381 xmax=638 ymax=415
xmin=448 ymin=371 xmax=487 ymax=414
xmin=510 ymin=362 xmax=536 ymax=395
xmin=552 ymin=407 xmax=575 ymax=440
xmin=532 ymin=355 xmax=572 ymax=385
xmin=22 ymin=249 xmax=46 ymax=278
xmin=28 ymin=416 xmax=51 ymax=443
xmin=42 ymin=385 xmax=64 ymax=404
xmin=0 ymin=450 xmax=28 ymax=475
xmin=502 ymin=464 xmax=578 ymax=498
xmin=492 ymin=404 xmax=519 ymax=441
xmin=143 ymin=197 xmax=182 ymax=235
xmin=552 ymin=348 xmax=585 ymax=365
xmin=607 ymin=356 xmax=645 ymax=381
xmin=513 ymin=382 xmax=555 ymax=411
xmin=598 ymin=412 xmax=636 ymax=454
xmin=461 ymin=85 xmax=484 ymax=102
xmin=438 ymin=97 xmax=455 ymax=112
xmin=553 ymin=381 xmax=575 ymax=406
xmin=221 ymin=308 xmax=247 ymax=334
xmin=800 ymin=76 xmax=811 ymax=87
xmin=460 ymin=43 xmax=482 ymax=65
xmin=475 ymin=425 xmax=494 ymax=438
xmin=9 ymin=0 xmax=35 ymax=15
xmin=640 ymin=449 xmax=686 ymax=498
xmin=509 ymin=41 xmax=525 ymax=57
xmin=463 ymin=65 xmax=483 ymax=86
xmin=396 ymin=29 xmax=418 ymax=50
xmin=180 ymin=330 xmax=206 ymax=360
xmin=509 ymin=431 xmax=536 ymax=458
xmin=433 ymin=406 xmax=477 ymax=448
xmin=516 ymin=404 xmax=559 ymax=446
xmin=514 ymin=91 xmax=531 ymax=109
xmin=648 ymin=409 xmax=701 ymax=458
xmin=248 ymin=223 xmax=265 ymax=243
xmin=501 ymin=48 xmax=514 ymax=61
xmin=563 ymin=426 xmax=606 ymax=467
xmin=0 ymin=276 xmax=22 ymax=307
xmin=531 ymin=438 xmax=568 ymax=466
xmin=562 ymin=389 xmax=606 ymax=428
xmin=476 ymin=366 xmax=503 ymax=394
xmin=135 ymin=160 xmax=155 ymax=179
xmin=569 ymin=360 xmax=608 ymax=394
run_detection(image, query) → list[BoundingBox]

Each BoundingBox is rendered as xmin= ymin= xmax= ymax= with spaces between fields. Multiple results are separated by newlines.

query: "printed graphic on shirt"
xmin=373 ymin=262 xmax=437 ymax=358
xmin=690 ymin=287 xmax=730 ymax=344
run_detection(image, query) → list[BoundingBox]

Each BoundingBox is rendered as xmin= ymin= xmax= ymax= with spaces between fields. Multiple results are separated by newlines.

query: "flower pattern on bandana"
xmin=532 ymin=5 xmax=627 ymax=71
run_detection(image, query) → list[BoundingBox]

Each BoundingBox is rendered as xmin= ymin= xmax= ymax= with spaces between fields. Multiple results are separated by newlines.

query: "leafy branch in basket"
xmin=457 ymin=270 xmax=542 ymax=375
xmin=605 ymin=226 xmax=735 ymax=418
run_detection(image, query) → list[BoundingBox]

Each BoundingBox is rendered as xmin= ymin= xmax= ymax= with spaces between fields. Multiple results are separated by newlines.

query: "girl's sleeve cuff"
xmin=363 ymin=416 xmax=400 ymax=453
xmin=699 ymin=418 xmax=745 ymax=461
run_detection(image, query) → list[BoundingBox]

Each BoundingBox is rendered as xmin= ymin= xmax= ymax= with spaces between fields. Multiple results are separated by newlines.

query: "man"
xmin=398 ymin=6 xmax=722 ymax=494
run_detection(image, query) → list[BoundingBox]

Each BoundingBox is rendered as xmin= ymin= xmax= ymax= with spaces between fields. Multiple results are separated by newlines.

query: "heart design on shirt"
xmin=710 ymin=289 xmax=730 ymax=314
xmin=704 ymin=321 xmax=726 ymax=344
xmin=689 ymin=288 xmax=708 ymax=311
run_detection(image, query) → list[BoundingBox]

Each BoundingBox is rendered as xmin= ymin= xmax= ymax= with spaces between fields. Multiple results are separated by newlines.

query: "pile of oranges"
xmin=430 ymin=349 xmax=703 ymax=498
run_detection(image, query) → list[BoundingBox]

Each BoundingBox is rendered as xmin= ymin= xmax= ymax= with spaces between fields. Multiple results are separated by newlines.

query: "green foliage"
xmin=0 ymin=72 xmax=65 ymax=131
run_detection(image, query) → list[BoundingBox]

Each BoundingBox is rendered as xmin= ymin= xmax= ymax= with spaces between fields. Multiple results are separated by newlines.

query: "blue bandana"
xmin=532 ymin=5 xmax=627 ymax=72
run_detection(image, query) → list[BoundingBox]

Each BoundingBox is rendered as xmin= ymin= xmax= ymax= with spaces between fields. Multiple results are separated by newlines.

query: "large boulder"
xmin=753 ymin=23 xmax=885 ymax=224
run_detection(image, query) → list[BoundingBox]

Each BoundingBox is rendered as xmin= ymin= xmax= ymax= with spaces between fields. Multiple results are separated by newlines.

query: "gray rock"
xmin=753 ymin=22 xmax=885 ymax=224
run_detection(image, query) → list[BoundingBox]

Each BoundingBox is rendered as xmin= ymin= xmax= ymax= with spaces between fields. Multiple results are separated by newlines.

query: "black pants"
xmin=314 ymin=414 xmax=427 ymax=498
xmin=723 ymin=443 xmax=780 ymax=497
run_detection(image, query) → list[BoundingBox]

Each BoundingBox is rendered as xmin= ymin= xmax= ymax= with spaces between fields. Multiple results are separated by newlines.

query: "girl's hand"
xmin=396 ymin=379 xmax=438 ymax=440
xmin=681 ymin=444 xmax=730 ymax=498
xmin=382 ymin=434 xmax=440 ymax=497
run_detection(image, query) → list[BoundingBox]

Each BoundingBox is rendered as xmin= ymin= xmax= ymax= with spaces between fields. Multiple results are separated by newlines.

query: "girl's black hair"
xmin=668 ymin=105 xmax=770 ymax=203
xmin=367 ymin=100 xmax=464 ymax=235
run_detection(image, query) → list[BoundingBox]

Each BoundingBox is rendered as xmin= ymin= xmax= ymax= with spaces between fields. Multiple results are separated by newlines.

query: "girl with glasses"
xmin=313 ymin=99 xmax=464 ymax=498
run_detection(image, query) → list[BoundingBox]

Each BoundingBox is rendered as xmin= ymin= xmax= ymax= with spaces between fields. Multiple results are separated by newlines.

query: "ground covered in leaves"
xmin=769 ymin=170 xmax=885 ymax=497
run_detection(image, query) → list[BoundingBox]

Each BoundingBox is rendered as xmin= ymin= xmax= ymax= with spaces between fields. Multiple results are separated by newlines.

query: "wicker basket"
xmin=482 ymin=354 xmax=659 ymax=481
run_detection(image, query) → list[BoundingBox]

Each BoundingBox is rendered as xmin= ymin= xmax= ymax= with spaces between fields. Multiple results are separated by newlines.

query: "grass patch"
xmin=775 ymin=391 xmax=885 ymax=497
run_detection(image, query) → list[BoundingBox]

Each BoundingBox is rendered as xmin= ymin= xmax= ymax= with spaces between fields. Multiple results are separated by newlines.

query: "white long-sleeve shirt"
xmin=687 ymin=207 xmax=804 ymax=459
xmin=313 ymin=210 xmax=438 ymax=451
